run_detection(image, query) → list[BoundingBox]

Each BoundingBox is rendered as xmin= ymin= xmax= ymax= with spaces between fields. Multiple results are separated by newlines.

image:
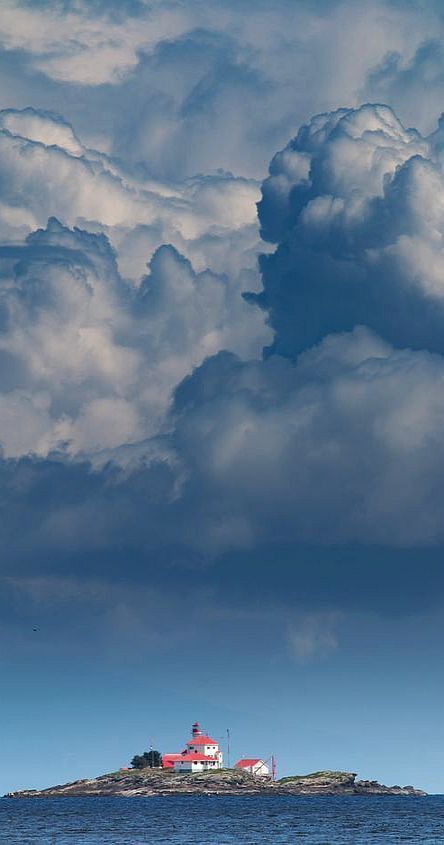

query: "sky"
xmin=3 ymin=0 xmax=444 ymax=796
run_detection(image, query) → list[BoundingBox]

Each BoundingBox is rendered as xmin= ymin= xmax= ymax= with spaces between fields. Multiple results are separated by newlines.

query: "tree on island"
xmin=131 ymin=750 xmax=162 ymax=769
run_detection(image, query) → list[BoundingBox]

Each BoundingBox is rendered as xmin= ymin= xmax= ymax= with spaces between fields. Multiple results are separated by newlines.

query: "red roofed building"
xmin=235 ymin=758 xmax=270 ymax=777
xmin=162 ymin=722 xmax=223 ymax=773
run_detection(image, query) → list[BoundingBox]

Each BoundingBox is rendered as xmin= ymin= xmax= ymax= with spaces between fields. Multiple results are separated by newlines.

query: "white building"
xmin=163 ymin=722 xmax=223 ymax=773
xmin=235 ymin=758 xmax=270 ymax=777
xmin=172 ymin=752 xmax=220 ymax=773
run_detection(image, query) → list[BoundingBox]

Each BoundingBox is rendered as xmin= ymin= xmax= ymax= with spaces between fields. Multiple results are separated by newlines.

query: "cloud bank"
xmin=0 ymin=0 xmax=441 ymax=179
xmin=3 ymin=103 xmax=444 ymax=562
xmin=2 ymin=0 xmax=444 ymax=649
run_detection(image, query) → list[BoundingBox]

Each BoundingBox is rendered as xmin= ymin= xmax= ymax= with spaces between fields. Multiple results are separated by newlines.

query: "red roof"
xmin=176 ymin=753 xmax=218 ymax=762
xmin=187 ymin=736 xmax=217 ymax=746
xmin=162 ymin=753 xmax=185 ymax=768
xmin=235 ymin=759 xmax=263 ymax=768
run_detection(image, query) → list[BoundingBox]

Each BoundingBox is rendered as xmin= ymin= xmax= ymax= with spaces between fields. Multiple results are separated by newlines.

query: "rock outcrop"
xmin=5 ymin=768 xmax=426 ymax=798
xmin=276 ymin=771 xmax=425 ymax=796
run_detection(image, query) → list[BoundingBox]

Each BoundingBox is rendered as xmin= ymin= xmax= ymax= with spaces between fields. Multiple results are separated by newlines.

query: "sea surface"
xmin=1 ymin=795 xmax=444 ymax=844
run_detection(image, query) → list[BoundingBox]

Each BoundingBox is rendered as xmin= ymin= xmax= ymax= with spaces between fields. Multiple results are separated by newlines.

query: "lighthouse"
xmin=162 ymin=722 xmax=223 ymax=773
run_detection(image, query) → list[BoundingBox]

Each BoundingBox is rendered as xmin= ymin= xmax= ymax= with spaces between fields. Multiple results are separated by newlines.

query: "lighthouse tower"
xmin=186 ymin=722 xmax=223 ymax=767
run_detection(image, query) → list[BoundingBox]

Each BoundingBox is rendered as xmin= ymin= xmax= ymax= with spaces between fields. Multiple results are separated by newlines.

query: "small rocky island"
xmin=5 ymin=769 xmax=425 ymax=798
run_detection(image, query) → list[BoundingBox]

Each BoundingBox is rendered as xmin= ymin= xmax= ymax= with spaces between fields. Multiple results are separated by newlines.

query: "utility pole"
xmin=271 ymin=755 xmax=276 ymax=781
xmin=227 ymin=728 xmax=231 ymax=768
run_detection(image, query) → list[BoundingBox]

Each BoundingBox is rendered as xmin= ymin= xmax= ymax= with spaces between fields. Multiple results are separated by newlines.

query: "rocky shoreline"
xmin=5 ymin=769 xmax=426 ymax=798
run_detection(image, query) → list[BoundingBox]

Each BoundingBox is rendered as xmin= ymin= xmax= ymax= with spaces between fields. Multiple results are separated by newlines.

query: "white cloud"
xmin=169 ymin=326 xmax=444 ymax=546
xmin=0 ymin=107 xmax=262 ymax=278
xmin=288 ymin=612 xmax=342 ymax=662
xmin=0 ymin=0 xmax=192 ymax=86
xmin=0 ymin=218 xmax=268 ymax=458
xmin=4 ymin=103 xmax=444 ymax=550
xmin=3 ymin=1 xmax=444 ymax=568
xmin=0 ymin=103 xmax=270 ymax=460
xmin=0 ymin=0 xmax=441 ymax=182
xmin=0 ymin=106 xmax=84 ymax=154
xmin=255 ymin=103 xmax=444 ymax=360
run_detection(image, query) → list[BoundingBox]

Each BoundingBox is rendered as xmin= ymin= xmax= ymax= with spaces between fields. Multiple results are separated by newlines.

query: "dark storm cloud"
xmin=3 ymin=105 xmax=444 ymax=590
xmin=254 ymin=104 xmax=444 ymax=357
xmin=4 ymin=0 xmax=444 ymax=631
xmin=1 ymin=442 xmax=444 ymax=620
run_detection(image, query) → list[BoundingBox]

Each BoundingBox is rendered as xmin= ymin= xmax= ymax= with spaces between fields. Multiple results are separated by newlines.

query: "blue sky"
xmin=2 ymin=0 xmax=444 ymax=796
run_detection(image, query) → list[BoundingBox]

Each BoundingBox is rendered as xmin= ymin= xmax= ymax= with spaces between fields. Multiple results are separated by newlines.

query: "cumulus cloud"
xmin=4 ymin=102 xmax=444 ymax=553
xmin=6 ymin=323 xmax=444 ymax=562
xmin=103 ymin=1 xmax=437 ymax=180
xmin=0 ymin=217 xmax=268 ymax=458
xmin=6 ymin=330 xmax=444 ymax=560
xmin=6 ymin=0 xmax=444 ymax=740
xmin=4 ymin=85 xmax=444 ymax=612
xmin=0 ymin=0 xmax=192 ymax=86
xmin=0 ymin=106 xmax=263 ymax=282
xmin=254 ymin=104 xmax=444 ymax=357
xmin=0 ymin=0 xmax=439 ymax=181
xmin=0 ymin=106 xmax=84 ymax=154
xmin=0 ymin=103 xmax=270 ymax=460
xmin=168 ymin=328 xmax=444 ymax=546
xmin=150 ymin=103 xmax=444 ymax=550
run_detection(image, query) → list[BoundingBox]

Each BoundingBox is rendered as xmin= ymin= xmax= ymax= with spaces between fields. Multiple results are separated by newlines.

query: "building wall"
xmin=187 ymin=743 xmax=218 ymax=756
xmin=186 ymin=743 xmax=223 ymax=768
xmin=173 ymin=759 xmax=219 ymax=773
xmin=251 ymin=761 xmax=269 ymax=777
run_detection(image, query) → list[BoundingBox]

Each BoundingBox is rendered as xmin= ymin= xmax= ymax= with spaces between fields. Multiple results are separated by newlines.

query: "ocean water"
xmin=1 ymin=795 xmax=444 ymax=845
